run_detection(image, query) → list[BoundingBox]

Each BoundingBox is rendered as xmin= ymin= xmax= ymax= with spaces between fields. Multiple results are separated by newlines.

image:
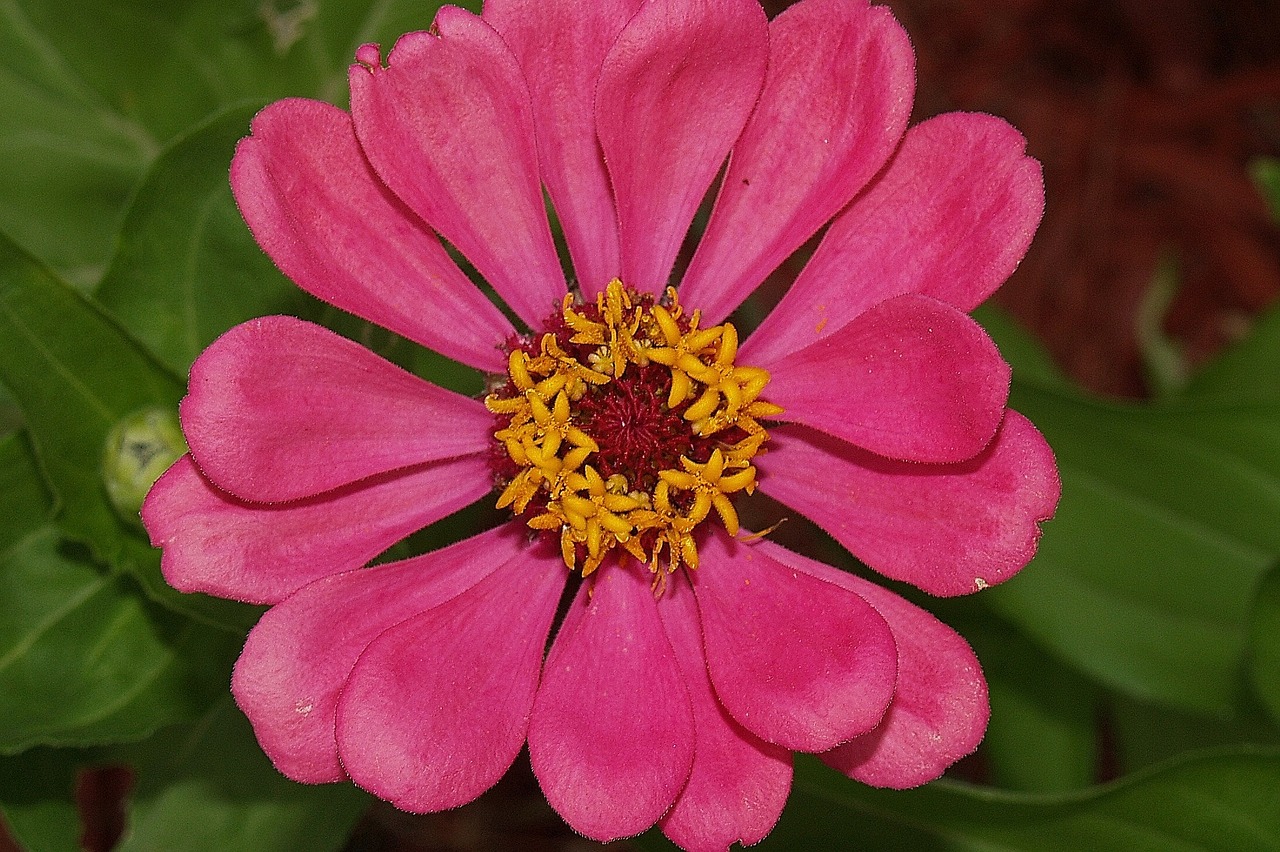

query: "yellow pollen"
xmin=485 ymin=279 xmax=781 ymax=580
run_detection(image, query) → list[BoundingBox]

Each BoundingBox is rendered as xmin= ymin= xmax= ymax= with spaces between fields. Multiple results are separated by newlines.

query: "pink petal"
xmin=657 ymin=573 xmax=792 ymax=852
xmin=679 ymin=0 xmax=914 ymax=323
xmin=348 ymin=8 xmax=566 ymax=328
xmin=529 ymin=563 xmax=694 ymax=842
xmin=231 ymin=525 xmax=526 ymax=784
xmin=230 ymin=98 xmax=511 ymax=372
xmin=484 ymin=0 xmax=642 ymax=298
xmin=597 ymin=0 xmax=768 ymax=296
xmin=757 ymin=411 xmax=1060 ymax=597
xmin=743 ymin=112 xmax=1044 ymax=364
xmin=142 ymin=453 xmax=492 ymax=605
xmin=181 ymin=316 xmax=492 ymax=503
xmin=692 ymin=531 xmax=897 ymax=753
xmin=763 ymin=294 xmax=1010 ymax=464
xmin=336 ymin=541 xmax=566 ymax=812
xmin=759 ymin=541 xmax=989 ymax=788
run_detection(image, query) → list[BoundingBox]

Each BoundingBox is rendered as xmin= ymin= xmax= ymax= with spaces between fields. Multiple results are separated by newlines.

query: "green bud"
xmin=103 ymin=406 xmax=187 ymax=527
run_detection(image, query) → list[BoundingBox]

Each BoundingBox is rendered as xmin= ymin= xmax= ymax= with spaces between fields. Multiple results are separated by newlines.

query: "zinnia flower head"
xmin=143 ymin=0 xmax=1060 ymax=848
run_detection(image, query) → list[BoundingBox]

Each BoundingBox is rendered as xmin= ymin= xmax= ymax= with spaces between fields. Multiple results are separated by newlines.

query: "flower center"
xmin=485 ymin=280 xmax=782 ymax=579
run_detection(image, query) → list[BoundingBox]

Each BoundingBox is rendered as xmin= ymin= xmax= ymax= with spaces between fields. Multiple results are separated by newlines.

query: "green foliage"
xmin=112 ymin=698 xmax=368 ymax=852
xmin=783 ymin=751 xmax=1280 ymax=851
xmin=0 ymin=700 xmax=368 ymax=852
xmin=1250 ymin=565 xmax=1280 ymax=726
xmin=0 ymin=431 xmax=233 ymax=754
xmin=637 ymin=751 xmax=1280 ymax=851
xmin=988 ymin=382 xmax=1279 ymax=713
xmin=0 ymin=0 xmax=479 ymax=287
xmin=0 ymin=232 xmax=258 ymax=632
xmin=95 ymin=104 xmax=307 ymax=376
xmin=1252 ymin=157 xmax=1280 ymax=223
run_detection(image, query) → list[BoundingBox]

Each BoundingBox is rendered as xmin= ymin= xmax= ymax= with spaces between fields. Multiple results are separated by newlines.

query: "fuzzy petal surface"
xmin=337 ymin=542 xmax=566 ymax=812
xmin=692 ymin=532 xmax=897 ymax=753
xmin=230 ymin=98 xmax=511 ymax=372
xmin=758 ymin=411 xmax=1060 ymax=597
xmin=181 ymin=316 xmax=491 ymax=503
xmin=231 ymin=526 xmax=526 ymax=784
xmin=760 ymin=541 xmax=989 ymax=788
xmin=484 ymin=0 xmax=641 ymax=297
xmin=743 ymin=112 xmax=1044 ymax=364
xmin=657 ymin=574 xmax=792 ymax=852
xmin=763 ymin=294 xmax=1009 ymax=463
xmin=143 ymin=453 xmax=491 ymax=605
xmin=598 ymin=0 xmax=768 ymax=295
xmin=349 ymin=8 xmax=565 ymax=327
xmin=680 ymin=0 xmax=913 ymax=322
xmin=529 ymin=563 xmax=694 ymax=842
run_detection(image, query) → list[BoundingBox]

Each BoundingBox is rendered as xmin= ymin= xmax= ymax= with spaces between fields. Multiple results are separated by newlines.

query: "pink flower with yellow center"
xmin=142 ymin=0 xmax=1060 ymax=848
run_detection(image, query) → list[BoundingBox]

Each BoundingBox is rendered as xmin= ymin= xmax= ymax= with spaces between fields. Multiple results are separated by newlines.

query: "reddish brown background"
xmin=882 ymin=0 xmax=1280 ymax=397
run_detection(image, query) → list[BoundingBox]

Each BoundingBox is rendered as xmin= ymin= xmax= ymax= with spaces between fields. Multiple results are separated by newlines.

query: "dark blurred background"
xmin=871 ymin=0 xmax=1280 ymax=398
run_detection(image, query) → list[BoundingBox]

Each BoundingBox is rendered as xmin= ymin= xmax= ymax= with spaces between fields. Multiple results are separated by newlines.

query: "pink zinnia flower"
xmin=143 ymin=0 xmax=1060 ymax=848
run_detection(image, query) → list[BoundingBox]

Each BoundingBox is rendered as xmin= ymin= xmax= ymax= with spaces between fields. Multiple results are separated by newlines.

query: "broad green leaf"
xmin=1135 ymin=252 xmax=1189 ymax=397
xmin=965 ymin=620 xmax=1101 ymax=792
xmin=635 ymin=751 xmax=1280 ymax=851
xmin=1252 ymin=157 xmax=1280 ymax=222
xmin=0 ymin=429 xmax=48 ymax=547
xmin=979 ymin=304 xmax=1280 ymax=712
xmin=0 ymin=382 xmax=21 ymax=434
xmin=0 ymin=231 xmax=256 ymax=631
xmin=1249 ymin=564 xmax=1280 ymax=726
xmin=0 ymin=230 xmax=181 ymax=548
xmin=113 ymin=697 xmax=368 ymax=852
xmin=1183 ymin=301 xmax=1280 ymax=401
xmin=1110 ymin=695 xmax=1280 ymax=776
xmin=0 ymin=0 xmax=155 ymax=286
xmin=0 ymin=699 xmax=368 ymax=852
xmin=772 ymin=750 xmax=1280 ymax=851
xmin=91 ymin=97 xmax=492 ymax=388
xmin=1 ymin=0 xmax=471 ymax=284
xmin=990 ymin=385 xmax=1279 ymax=713
xmin=0 ymin=432 xmax=236 ymax=753
xmin=0 ymin=745 xmax=87 ymax=852
xmin=96 ymin=103 xmax=306 ymax=375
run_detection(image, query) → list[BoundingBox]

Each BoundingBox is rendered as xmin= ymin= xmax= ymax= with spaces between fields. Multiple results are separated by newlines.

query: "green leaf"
xmin=965 ymin=620 xmax=1101 ymax=792
xmin=634 ymin=751 xmax=1280 ymax=851
xmin=1249 ymin=564 xmax=1280 ymax=726
xmin=975 ymin=316 xmax=1280 ymax=712
xmin=1110 ymin=695 xmax=1280 ymax=776
xmin=756 ymin=751 xmax=1280 ymax=851
xmin=0 ymin=745 xmax=87 ymax=852
xmin=0 ymin=0 xmax=155 ymax=287
xmin=1183 ymin=301 xmax=1280 ymax=402
xmin=1135 ymin=252 xmax=1189 ymax=398
xmin=0 ymin=230 xmax=181 ymax=548
xmin=112 ymin=698 xmax=368 ymax=852
xmin=990 ymin=385 xmax=1279 ymax=713
xmin=96 ymin=103 xmax=307 ymax=375
xmin=0 ymin=432 xmax=236 ymax=753
xmin=0 ymin=699 xmax=369 ymax=852
xmin=0 ymin=0 xmax=473 ymax=284
xmin=1251 ymin=157 xmax=1280 ymax=223
xmin=0 ymin=230 xmax=256 ymax=631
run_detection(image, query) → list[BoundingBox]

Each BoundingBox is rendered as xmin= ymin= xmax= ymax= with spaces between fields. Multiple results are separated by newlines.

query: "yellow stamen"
xmin=484 ymin=279 xmax=783 ymax=580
